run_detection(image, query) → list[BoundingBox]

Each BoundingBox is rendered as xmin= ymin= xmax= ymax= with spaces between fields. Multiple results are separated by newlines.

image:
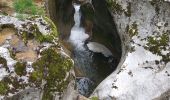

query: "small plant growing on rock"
xmin=14 ymin=62 xmax=27 ymax=76
xmin=13 ymin=0 xmax=36 ymax=14
xmin=0 ymin=81 xmax=9 ymax=95
xmin=13 ymin=0 xmax=45 ymax=15
xmin=91 ymin=97 xmax=99 ymax=100
xmin=30 ymin=48 xmax=73 ymax=99
xmin=0 ymin=57 xmax=9 ymax=71
xmin=126 ymin=22 xmax=138 ymax=38
xmin=0 ymin=57 xmax=7 ymax=67
xmin=106 ymin=0 xmax=124 ymax=14
xmin=145 ymin=32 xmax=170 ymax=63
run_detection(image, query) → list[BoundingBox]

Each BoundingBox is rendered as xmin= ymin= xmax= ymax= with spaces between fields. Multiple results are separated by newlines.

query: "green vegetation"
xmin=14 ymin=62 xmax=27 ymax=76
xmin=126 ymin=22 xmax=138 ymax=38
xmin=0 ymin=57 xmax=7 ymax=67
xmin=13 ymin=0 xmax=36 ymax=14
xmin=43 ymin=16 xmax=59 ymax=37
xmin=91 ymin=97 xmax=99 ymax=100
xmin=145 ymin=33 xmax=170 ymax=63
xmin=20 ymin=17 xmax=58 ymax=44
xmin=0 ymin=81 xmax=9 ymax=95
xmin=9 ymin=48 xmax=16 ymax=60
xmin=13 ymin=0 xmax=44 ymax=15
xmin=106 ymin=0 xmax=124 ymax=14
xmin=124 ymin=2 xmax=131 ymax=17
xmin=30 ymin=48 xmax=73 ymax=99
xmin=0 ymin=57 xmax=9 ymax=71
xmin=106 ymin=0 xmax=131 ymax=17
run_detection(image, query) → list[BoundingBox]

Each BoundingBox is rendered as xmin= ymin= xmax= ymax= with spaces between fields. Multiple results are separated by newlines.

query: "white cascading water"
xmin=69 ymin=4 xmax=89 ymax=50
xmin=69 ymin=4 xmax=95 ymax=96
xmin=69 ymin=4 xmax=115 ymax=97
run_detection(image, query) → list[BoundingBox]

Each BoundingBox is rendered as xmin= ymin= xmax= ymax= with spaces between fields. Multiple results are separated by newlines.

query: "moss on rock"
xmin=126 ymin=22 xmax=138 ymax=38
xmin=14 ymin=62 xmax=27 ymax=76
xmin=43 ymin=16 xmax=59 ymax=37
xmin=0 ymin=57 xmax=7 ymax=67
xmin=0 ymin=80 xmax=9 ymax=95
xmin=30 ymin=48 xmax=73 ymax=99
xmin=17 ymin=16 xmax=59 ymax=44
xmin=145 ymin=32 xmax=170 ymax=63
xmin=106 ymin=0 xmax=124 ymax=14
xmin=106 ymin=0 xmax=132 ymax=17
xmin=90 ymin=97 xmax=99 ymax=100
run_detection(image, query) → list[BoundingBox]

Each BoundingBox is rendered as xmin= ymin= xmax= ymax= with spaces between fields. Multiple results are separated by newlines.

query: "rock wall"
xmin=91 ymin=0 xmax=170 ymax=100
xmin=45 ymin=0 xmax=75 ymax=40
xmin=80 ymin=0 xmax=122 ymax=59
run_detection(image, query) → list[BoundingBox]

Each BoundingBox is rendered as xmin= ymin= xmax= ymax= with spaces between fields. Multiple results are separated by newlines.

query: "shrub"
xmin=13 ymin=0 xmax=37 ymax=15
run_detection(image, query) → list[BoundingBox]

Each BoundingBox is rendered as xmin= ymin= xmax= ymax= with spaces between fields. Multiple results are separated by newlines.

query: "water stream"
xmin=69 ymin=4 xmax=115 ymax=97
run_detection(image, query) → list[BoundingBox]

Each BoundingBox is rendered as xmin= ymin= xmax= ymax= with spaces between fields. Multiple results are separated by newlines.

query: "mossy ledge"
xmin=20 ymin=16 xmax=59 ymax=44
xmin=29 ymin=47 xmax=73 ymax=99
xmin=0 ymin=15 xmax=72 ymax=98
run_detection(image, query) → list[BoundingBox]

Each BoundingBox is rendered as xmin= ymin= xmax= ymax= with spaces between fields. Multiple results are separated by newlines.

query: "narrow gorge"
xmin=0 ymin=0 xmax=170 ymax=99
xmin=46 ymin=0 xmax=122 ymax=97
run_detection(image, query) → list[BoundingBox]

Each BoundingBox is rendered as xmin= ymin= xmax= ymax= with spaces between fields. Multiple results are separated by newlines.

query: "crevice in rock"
xmin=45 ymin=0 xmax=75 ymax=40
xmin=46 ymin=0 xmax=122 ymax=97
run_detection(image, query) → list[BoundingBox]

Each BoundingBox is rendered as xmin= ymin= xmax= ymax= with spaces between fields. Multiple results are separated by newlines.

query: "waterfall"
xmin=69 ymin=4 xmax=95 ymax=96
xmin=69 ymin=4 xmax=89 ymax=50
xmin=68 ymin=4 xmax=115 ymax=97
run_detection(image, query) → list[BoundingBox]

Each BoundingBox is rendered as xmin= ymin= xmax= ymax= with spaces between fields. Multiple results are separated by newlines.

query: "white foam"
xmin=69 ymin=4 xmax=89 ymax=50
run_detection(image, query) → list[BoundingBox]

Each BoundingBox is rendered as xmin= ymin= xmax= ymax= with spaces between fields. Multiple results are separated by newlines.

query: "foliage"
xmin=106 ymin=0 xmax=124 ymax=14
xmin=126 ymin=22 xmax=138 ymax=38
xmin=0 ymin=81 xmax=9 ymax=95
xmin=0 ymin=57 xmax=7 ymax=67
xmin=20 ymin=17 xmax=58 ymax=44
xmin=30 ymin=48 xmax=73 ymax=99
xmin=106 ymin=0 xmax=131 ymax=17
xmin=43 ymin=16 xmax=59 ymax=37
xmin=13 ymin=0 xmax=35 ymax=14
xmin=14 ymin=62 xmax=27 ymax=76
xmin=91 ymin=97 xmax=99 ymax=100
xmin=145 ymin=33 xmax=170 ymax=63
xmin=13 ymin=0 xmax=45 ymax=15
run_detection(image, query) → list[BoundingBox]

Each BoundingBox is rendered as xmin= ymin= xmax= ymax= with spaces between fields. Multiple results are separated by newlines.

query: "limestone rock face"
xmin=0 ymin=15 xmax=75 ymax=100
xmin=91 ymin=0 xmax=170 ymax=100
xmin=45 ymin=0 xmax=75 ymax=40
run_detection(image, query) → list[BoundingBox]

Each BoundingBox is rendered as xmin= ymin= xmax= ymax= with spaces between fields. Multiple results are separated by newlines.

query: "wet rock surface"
xmin=46 ymin=0 xmax=75 ymax=40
